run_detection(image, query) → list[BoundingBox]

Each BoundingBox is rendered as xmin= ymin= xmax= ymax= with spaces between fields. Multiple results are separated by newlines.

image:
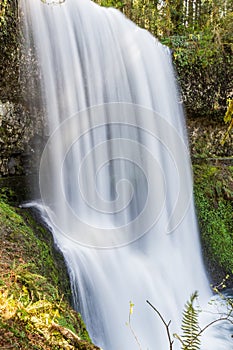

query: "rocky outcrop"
xmin=0 ymin=100 xmax=45 ymax=177
xmin=175 ymin=54 xmax=233 ymax=120
xmin=187 ymin=117 xmax=233 ymax=160
xmin=0 ymin=0 xmax=45 ymax=178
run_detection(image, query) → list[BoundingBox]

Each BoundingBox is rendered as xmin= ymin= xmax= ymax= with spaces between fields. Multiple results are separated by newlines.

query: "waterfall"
xmin=20 ymin=0 xmax=231 ymax=349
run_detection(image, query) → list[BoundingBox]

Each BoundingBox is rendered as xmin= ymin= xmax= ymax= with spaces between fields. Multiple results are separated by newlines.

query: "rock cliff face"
xmin=0 ymin=100 xmax=45 ymax=177
xmin=1 ymin=98 xmax=232 ymax=178
xmin=0 ymin=0 xmax=45 ymax=178
xmin=187 ymin=117 xmax=233 ymax=160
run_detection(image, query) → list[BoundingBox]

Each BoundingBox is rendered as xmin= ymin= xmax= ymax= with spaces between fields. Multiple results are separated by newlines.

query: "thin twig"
xmin=146 ymin=300 xmax=174 ymax=350
xmin=128 ymin=307 xmax=143 ymax=350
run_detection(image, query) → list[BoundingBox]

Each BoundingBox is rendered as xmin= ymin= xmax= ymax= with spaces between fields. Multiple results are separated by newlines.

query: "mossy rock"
xmin=0 ymin=194 xmax=100 ymax=349
xmin=193 ymin=164 xmax=233 ymax=287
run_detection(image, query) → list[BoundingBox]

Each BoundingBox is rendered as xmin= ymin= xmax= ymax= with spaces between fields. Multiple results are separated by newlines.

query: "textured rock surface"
xmin=0 ymin=100 xmax=45 ymax=177
xmin=1 ymin=98 xmax=232 ymax=177
xmin=187 ymin=117 xmax=233 ymax=160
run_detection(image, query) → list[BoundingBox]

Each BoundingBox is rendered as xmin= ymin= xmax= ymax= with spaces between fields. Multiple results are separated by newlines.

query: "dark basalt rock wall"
xmin=0 ymin=100 xmax=45 ymax=177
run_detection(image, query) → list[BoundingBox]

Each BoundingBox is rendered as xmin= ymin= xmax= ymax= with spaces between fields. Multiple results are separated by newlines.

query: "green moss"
xmin=0 ymin=195 xmax=99 ymax=350
xmin=193 ymin=164 xmax=233 ymax=280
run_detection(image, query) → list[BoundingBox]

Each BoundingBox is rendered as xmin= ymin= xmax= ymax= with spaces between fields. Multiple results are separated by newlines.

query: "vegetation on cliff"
xmin=193 ymin=164 xmax=233 ymax=287
xmin=95 ymin=0 xmax=233 ymax=119
xmin=0 ymin=193 xmax=100 ymax=349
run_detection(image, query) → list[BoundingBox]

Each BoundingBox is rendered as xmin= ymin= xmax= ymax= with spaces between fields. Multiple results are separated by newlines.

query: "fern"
xmin=180 ymin=291 xmax=201 ymax=350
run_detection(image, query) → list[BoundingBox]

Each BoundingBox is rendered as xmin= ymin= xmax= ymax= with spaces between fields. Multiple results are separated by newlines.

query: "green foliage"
xmin=0 ymin=273 xmax=94 ymax=349
xmin=221 ymin=99 xmax=233 ymax=145
xmin=0 ymin=197 xmax=69 ymax=295
xmin=180 ymin=291 xmax=201 ymax=350
xmin=147 ymin=289 xmax=233 ymax=350
xmin=0 ymin=195 xmax=98 ymax=349
xmin=95 ymin=0 xmax=124 ymax=10
xmin=224 ymin=99 xmax=233 ymax=124
xmin=93 ymin=0 xmax=232 ymax=118
xmin=94 ymin=0 xmax=233 ymax=40
xmin=164 ymin=29 xmax=232 ymax=117
xmin=0 ymin=0 xmax=8 ymax=28
xmin=193 ymin=164 xmax=233 ymax=278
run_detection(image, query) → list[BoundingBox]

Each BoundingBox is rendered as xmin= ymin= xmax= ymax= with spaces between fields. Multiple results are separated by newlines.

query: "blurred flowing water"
xmin=20 ymin=0 xmax=232 ymax=348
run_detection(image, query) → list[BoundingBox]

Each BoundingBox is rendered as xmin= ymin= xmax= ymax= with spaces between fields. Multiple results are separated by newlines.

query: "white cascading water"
xmin=20 ymin=0 xmax=232 ymax=349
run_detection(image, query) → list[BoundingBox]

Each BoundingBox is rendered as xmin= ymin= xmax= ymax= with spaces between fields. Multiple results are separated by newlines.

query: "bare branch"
xmin=146 ymin=300 xmax=174 ymax=350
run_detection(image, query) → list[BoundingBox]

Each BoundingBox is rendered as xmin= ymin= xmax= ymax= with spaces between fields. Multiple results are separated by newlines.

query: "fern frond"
xmin=181 ymin=291 xmax=201 ymax=350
